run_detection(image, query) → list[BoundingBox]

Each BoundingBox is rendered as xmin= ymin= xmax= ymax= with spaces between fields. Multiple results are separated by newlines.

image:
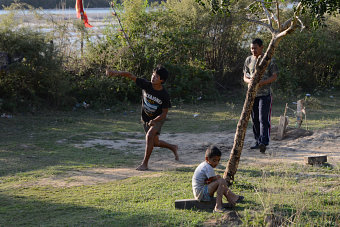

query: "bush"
xmin=80 ymin=0 xmax=247 ymax=105
xmin=0 ymin=26 xmax=72 ymax=112
xmin=273 ymin=17 xmax=340 ymax=95
xmin=164 ymin=64 xmax=215 ymax=101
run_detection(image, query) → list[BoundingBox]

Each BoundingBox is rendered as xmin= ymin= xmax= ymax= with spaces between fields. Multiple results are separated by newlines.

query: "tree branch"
xmin=277 ymin=2 xmax=303 ymax=39
xmin=254 ymin=0 xmax=277 ymax=5
xmin=296 ymin=16 xmax=306 ymax=31
xmin=276 ymin=1 xmax=281 ymax=31
xmin=261 ymin=1 xmax=272 ymax=27
xmin=246 ymin=18 xmax=276 ymax=33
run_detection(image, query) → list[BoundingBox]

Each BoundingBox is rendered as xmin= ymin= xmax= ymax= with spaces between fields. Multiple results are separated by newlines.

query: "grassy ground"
xmin=0 ymin=90 xmax=339 ymax=226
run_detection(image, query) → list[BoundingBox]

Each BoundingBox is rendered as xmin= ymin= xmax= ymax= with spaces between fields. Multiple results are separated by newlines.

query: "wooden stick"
xmin=304 ymin=108 xmax=308 ymax=130
xmin=284 ymin=103 xmax=288 ymax=117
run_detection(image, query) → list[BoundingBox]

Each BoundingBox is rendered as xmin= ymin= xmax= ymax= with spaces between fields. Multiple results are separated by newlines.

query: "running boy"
xmin=106 ymin=65 xmax=179 ymax=171
xmin=192 ymin=146 xmax=244 ymax=212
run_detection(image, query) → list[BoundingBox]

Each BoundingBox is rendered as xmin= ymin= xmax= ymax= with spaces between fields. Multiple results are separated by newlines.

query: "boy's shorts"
xmin=142 ymin=119 xmax=165 ymax=135
xmin=197 ymin=185 xmax=213 ymax=202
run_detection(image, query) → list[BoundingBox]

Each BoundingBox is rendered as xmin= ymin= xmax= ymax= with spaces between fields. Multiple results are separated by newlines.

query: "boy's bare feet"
xmin=231 ymin=195 xmax=244 ymax=205
xmin=214 ymin=207 xmax=227 ymax=213
xmin=236 ymin=195 xmax=244 ymax=203
xmin=173 ymin=145 xmax=179 ymax=161
xmin=136 ymin=164 xmax=149 ymax=171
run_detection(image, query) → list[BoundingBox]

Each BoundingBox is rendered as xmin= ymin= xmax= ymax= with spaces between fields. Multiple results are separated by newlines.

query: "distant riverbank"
xmin=0 ymin=8 xmax=112 ymax=18
xmin=0 ymin=8 xmax=118 ymax=54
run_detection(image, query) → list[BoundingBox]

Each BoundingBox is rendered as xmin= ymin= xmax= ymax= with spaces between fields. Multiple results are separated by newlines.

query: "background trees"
xmin=0 ymin=0 xmax=339 ymax=112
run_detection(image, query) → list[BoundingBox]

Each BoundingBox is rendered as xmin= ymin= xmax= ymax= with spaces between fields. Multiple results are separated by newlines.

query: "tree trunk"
xmin=223 ymin=35 xmax=284 ymax=186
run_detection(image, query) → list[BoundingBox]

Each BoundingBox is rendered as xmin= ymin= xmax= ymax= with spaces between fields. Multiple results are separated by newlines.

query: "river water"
xmin=0 ymin=7 xmax=116 ymax=33
xmin=0 ymin=8 xmax=112 ymax=16
xmin=0 ymin=8 xmax=117 ymax=52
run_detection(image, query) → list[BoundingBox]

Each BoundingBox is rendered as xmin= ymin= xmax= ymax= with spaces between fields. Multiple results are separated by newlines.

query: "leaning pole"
xmin=223 ymin=36 xmax=283 ymax=186
xmin=223 ymin=2 xmax=303 ymax=186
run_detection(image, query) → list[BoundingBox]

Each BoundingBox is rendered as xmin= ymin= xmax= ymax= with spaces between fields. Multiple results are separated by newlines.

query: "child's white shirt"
xmin=192 ymin=161 xmax=216 ymax=200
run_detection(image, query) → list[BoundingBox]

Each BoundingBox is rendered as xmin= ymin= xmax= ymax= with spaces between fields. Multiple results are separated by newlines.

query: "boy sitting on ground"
xmin=192 ymin=145 xmax=244 ymax=213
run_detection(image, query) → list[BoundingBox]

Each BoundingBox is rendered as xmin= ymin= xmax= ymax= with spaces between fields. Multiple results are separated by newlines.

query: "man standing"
xmin=243 ymin=38 xmax=278 ymax=153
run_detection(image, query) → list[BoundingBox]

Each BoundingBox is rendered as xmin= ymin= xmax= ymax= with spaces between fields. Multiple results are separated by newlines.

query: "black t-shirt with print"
xmin=136 ymin=78 xmax=171 ymax=122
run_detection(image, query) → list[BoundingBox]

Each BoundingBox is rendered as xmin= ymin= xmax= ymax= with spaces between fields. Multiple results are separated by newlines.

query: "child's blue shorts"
xmin=200 ymin=185 xmax=213 ymax=201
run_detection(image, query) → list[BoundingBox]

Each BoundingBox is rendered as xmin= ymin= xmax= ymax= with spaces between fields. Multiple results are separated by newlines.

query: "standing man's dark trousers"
xmin=251 ymin=94 xmax=272 ymax=146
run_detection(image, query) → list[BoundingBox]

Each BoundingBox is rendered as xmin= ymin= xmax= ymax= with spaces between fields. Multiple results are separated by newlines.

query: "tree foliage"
xmin=275 ymin=26 xmax=340 ymax=94
xmin=0 ymin=0 xmax=339 ymax=112
xmin=300 ymin=0 xmax=340 ymax=26
xmin=0 ymin=7 xmax=73 ymax=112
xmin=0 ymin=28 xmax=72 ymax=111
xmin=77 ymin=0 xmax=248 ymax=106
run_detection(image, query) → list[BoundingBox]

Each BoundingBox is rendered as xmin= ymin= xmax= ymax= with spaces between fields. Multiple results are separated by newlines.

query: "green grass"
xmin=233 ymin=162 xmax=340 ymax=226
xmin=0 ymin=90 xmax=339 ymax=226
xmin=1 ymin=172 xmax=213 ymax=226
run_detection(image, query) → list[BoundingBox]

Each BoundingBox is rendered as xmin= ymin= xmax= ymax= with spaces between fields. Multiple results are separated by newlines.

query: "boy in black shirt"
xmin=106 ymin=65 xmax=179 ymax=171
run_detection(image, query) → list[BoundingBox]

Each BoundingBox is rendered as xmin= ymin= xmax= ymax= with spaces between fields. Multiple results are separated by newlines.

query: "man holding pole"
xmin=243 ymin=38 xmax=279 ymax=153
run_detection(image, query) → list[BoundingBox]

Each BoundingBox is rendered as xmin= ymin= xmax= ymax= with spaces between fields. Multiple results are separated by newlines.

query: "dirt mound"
xmin=271 ymin=126 xmax=313 ymax=140
xmin=204 ymin=210 xmax=242 ymax=226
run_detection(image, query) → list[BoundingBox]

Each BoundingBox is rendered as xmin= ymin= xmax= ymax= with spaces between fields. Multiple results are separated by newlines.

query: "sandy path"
xmin=34 ymin=126 xmax=339 ymax=187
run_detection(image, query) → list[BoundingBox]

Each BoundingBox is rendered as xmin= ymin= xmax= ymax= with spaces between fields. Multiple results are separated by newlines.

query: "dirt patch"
xmin=34 ymin=168 xmax=162 ymax=188
xmin=204 ymin=210 xmax=242 ymax=226
xmin=35 ymin=126 xmax=340 ymax=187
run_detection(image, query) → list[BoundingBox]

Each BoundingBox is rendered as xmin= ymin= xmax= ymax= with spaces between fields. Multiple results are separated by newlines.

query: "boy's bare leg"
xmin=223 ymin=186 xmax=239 ymax=205
xmin=209 ymin=178 xmax=240 ymax=210
xmin=208 ymin=179 xmax=223 ymax=210
xmin=218 ymin=179 xmax=239 ymax=205
xmin=136 ymin=127 xmax=158 ymax=171
xmin=154 ymin=135 xmax=179 ymax=160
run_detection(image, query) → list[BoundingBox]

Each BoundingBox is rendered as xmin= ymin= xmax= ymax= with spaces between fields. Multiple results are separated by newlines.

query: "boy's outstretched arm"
xmin=106 ymin=69 xmax=137 ymax=82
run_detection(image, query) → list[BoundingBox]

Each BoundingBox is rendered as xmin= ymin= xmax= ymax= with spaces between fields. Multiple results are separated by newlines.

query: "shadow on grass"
xmin=0 ymin=192 xmax=204 ymax=226
xmin=0 ymin=192 xmax=109 ymax=226
xmin=0 ymin=146 xmax=141 ymax=177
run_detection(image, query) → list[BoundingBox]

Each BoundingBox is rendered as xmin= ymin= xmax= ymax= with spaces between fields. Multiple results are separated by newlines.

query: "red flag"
xmin=75 ymin=0 xmax=93 ymax=28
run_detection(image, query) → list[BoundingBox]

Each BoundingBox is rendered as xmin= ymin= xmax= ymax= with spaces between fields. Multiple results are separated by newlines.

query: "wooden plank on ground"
xmin=175 ymin=198 xmax=232 ymax=210
xmin=277 ymin=115 xmax=288 ymax=140
xmin=304 ymin=155 xmax=327 ymax=165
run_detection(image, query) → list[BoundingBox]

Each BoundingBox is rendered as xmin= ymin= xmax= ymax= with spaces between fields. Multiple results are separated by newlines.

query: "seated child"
xmin=192 ymin=145 xmax=244 ymax=213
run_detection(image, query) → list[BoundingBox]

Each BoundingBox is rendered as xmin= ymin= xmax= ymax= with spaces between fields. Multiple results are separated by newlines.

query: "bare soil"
xmin=36 ymin=126 xmax=340 ymax=187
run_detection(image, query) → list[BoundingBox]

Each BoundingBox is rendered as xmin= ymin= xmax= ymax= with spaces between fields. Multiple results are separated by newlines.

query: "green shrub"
xmin=81 ymin=0 xmax=246 ymax=105
xmin=0 ymin=28 xmax=73 ymax=112
xmin=274 ymin=17 xmax=340 ymax=94
xmin=0 ymin=4 xmax=76 ymax=112
xmin=165 ymin=64 xmax=216 ymax=101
